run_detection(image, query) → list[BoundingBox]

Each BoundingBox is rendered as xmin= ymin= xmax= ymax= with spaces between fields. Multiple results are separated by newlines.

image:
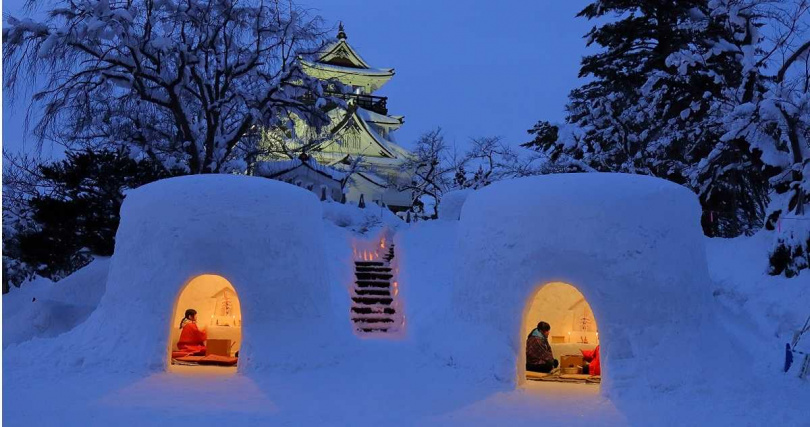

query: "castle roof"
xmin=356 ymin=106 xmax=404 ymax=129
xmin=255 ymin=156 xmax=347 ymax=182
xmin=300 ymin=25 xmax=394 ymax=93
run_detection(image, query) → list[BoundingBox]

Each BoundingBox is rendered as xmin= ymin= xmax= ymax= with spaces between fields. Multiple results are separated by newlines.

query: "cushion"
xmin=171 ymin=351 xmax=193 ymax=358
xmin=174 ymin=356 xmax=206 ymax=363
xmin=197 ymin=355 xmax=238 ymax=366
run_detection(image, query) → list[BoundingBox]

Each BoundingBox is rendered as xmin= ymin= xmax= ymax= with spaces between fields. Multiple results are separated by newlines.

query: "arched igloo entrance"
xmin=452 ymin=174 xmax=715 ymax=393
xmin=521 ymin=282 xmax=600 ymax=384
xmin=168 ymin=274 xmax=242 ymax=369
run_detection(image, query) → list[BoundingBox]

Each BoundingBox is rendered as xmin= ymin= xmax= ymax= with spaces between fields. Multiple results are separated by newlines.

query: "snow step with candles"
xmin=350 ymin=237 xmax=402 ymax=334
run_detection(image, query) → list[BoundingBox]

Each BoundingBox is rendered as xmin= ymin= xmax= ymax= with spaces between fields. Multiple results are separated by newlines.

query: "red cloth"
xmin=581 ymin=345 xmax=601 ymax=376
xmin=177 ymin=321 xmax=207 ymax=354
xmin=171 ymin=350 xmax=193 ymax=359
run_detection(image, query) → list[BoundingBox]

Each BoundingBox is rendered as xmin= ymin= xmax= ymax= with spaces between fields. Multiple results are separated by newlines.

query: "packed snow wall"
xmin=6 ymin=175 xmax=344 ymax=374
xmin=452 ymin=173 xmax=716 ymax=394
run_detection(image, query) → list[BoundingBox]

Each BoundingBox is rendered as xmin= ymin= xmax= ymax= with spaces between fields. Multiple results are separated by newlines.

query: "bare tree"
xmin=396 ymin=130 xmax=549 ymax=219
xmin=338 ymin=154 xmax=367 ymax=196
xmin=3 ymin=0 xmax=337 ymax=173
xmin=254 ymin=100 xmax=363 ymax=166
xmin=396 ymin=128 xmax=452 ymax=219
xmin=456 ymin=136 xmax=547 ymax=189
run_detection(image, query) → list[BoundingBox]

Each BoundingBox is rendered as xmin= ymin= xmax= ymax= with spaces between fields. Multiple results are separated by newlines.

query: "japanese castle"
xmin=257 ymin=24 xmax=414 ymax=212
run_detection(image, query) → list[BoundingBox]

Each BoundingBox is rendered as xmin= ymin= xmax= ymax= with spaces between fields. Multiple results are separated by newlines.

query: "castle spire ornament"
xmin=337 ymin=22 xmax=347 ymax=40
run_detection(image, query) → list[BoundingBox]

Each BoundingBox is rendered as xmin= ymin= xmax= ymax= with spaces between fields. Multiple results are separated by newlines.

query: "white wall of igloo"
xmin=94 ymin=175 xmax=340 ymax=373
xmin=452 ymin=173 xmax=715 ymax=394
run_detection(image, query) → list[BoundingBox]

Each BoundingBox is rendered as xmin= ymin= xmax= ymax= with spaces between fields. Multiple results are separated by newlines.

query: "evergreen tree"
xmin=666 ymin=1 xmax=771 ymax=237
xmin=526 ymin=0 xmax=769 ymax=237
xmin=528 ymin=0 xmax=809 ymax=276
xmin=4 ymin=149 xmax=182 ymax=285
xmin=712 ymin=0 xmax=810 ymax=277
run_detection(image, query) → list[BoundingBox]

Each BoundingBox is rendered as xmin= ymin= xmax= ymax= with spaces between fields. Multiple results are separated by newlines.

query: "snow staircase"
xmin=351 ymin=243 xmax=401 ymax=334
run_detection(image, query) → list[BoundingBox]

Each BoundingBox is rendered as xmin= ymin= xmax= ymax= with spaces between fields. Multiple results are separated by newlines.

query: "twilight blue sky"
xmin=2 ymin=0 xmax=595 ymax=156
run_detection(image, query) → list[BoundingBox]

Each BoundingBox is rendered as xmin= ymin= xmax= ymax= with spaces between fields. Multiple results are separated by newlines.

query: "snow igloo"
xmin=452 ymin=173 xmax=715 ymax=394
xmin=68 ymin=175 xmax=341 ymax=373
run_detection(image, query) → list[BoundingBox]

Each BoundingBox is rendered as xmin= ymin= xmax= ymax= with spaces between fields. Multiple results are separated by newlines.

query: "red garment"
xmin=177 ymin=321 xmax=207 ymax=354
xmin=581 ymin=345 xmax=601 ymax=376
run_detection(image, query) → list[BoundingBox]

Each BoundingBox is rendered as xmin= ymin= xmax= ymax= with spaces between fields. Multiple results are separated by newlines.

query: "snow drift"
xmin=2 ymin=258 xmax=110 ymax=348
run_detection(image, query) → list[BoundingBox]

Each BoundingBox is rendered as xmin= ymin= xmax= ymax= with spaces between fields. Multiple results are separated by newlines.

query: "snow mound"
xmin=5 ymin=175 xmax=345 ymax=374
xmin=322 ymin=199 xmax=403 ymax=233
xmin=3 ymin=258 xmax=110 ymax=348
xmin=439 ymin=189 xmax=472 ymax=220
xmin=396 ymin=220 xmax=460 ymax=339
xmin=706 ymin=233 xmax=810 ymax=372
xmin=451 ymin=173 xmax=717 ymax=394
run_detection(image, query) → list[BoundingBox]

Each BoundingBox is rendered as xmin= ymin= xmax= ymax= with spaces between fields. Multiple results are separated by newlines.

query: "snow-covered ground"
xmin=3 ymin=176 xmax=808 ymax=426
xmin=3 ymin=340 xmax=806 ymax=426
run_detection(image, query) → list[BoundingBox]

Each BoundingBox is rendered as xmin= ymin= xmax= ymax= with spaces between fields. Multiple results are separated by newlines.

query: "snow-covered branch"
xmin=3 ymin=0 xmax=336 ymax=173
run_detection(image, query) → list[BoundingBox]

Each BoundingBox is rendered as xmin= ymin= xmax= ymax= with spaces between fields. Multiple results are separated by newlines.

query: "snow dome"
xmin=28 ymin=175 xmax=341 ymax=374
xmin=452 ymin=173 xmax=715 ymax=394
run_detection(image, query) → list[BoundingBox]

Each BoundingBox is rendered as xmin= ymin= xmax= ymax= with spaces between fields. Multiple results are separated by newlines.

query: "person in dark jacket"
xmin=526 ymin=321 xmax=558 ymax=373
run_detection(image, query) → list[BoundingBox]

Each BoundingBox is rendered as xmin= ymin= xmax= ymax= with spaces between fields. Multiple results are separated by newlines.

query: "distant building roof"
xmin=255 ymin=155 xmax=347 ymax=182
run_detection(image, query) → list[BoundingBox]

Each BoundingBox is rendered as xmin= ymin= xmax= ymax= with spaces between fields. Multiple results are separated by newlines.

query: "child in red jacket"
xmin=177 ymin=309 xmax=207 ymax=355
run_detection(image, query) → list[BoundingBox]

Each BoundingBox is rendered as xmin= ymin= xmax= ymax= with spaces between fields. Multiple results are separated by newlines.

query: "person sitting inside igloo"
xmin=581 ymin=345 xmax=601 ymax=376
xmin=177 ymin=309 xmax=207 ymax=356
xmin=526 ymin=321 xmax=559 ymax=373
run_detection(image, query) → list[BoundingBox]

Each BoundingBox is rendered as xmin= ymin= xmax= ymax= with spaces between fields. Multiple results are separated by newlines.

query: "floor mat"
xmin=526 ymin=371 xmax=601 ymax=384
xmin=171 ymin=355 xmax=237 ymax=366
